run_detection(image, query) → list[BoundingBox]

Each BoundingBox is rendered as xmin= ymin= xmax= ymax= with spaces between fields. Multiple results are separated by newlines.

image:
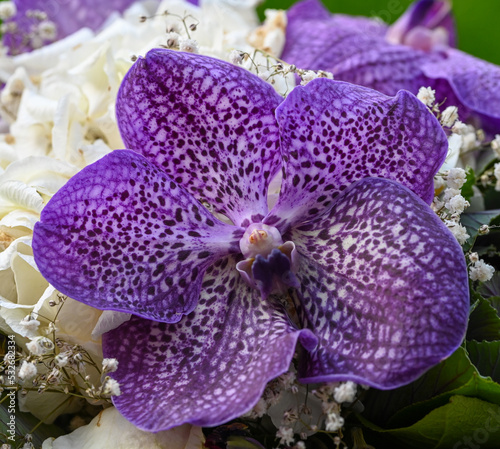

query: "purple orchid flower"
xmin=4 ymin=0 xmax=144 ymax=54
xmin=282 ymin=0 xmax=500 ymax=136
xmin=32 ymin=49 xmax=469 ymax=431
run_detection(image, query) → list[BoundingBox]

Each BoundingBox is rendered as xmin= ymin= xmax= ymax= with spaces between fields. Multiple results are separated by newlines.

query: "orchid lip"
xmin=237 ymin=223 xmax=299 ymax=298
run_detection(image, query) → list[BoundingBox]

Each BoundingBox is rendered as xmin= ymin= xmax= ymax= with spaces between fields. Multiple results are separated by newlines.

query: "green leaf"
xmin=360 ymin=396 xmax=500 ymax=449
xmin=461 ymin=168 xmax=476 ymax=202
xmin=467 ymin=340 xmax=500 ymax=383
xmin=467 ymin=297 xmax=500 ymax=341
xmin=460 ymin=210 xmax=500 ymax=252
xmin=362 ymin=347 xmax=476 ymax=426
xmin=0 ymin=400 xmax=65 ymax=447
xmin=479 ymin=272 xmax=500 ymax=298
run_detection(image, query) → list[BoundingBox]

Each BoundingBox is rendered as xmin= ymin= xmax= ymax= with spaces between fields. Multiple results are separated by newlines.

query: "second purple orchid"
xmin=282 ymin=0 xmax=500 ymax=136
xmin=32 ymin=49 xmax=468 ymax=431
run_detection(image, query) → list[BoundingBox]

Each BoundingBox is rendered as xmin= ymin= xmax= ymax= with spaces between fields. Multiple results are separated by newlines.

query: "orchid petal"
xmin=283 ymin=0 xmax=500 ymax=135
xmin=265 ymin=79 xmax=447 ymax=230
xmin=117 ymin=49 xmax=283 ymax=227
xmin=103 ymin=257 xmax=317 ymax=431
xmin=386 ymin=0 xmax=456 ymax=50
xmin=12 ymin=0 xmax=137 ymax=39
xmin=420 ymin=49 xmax=500 ymax=135
xmin=33 ymin=150 xmax=242 ymax=323
xmin=292 ymin=177 xmax=468 ymax=388
xmin=282 ymin=0 xmax=387 ymax=74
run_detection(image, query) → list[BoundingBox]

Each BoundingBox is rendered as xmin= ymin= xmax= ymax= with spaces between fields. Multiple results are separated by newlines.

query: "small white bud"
xmin=417 ymin=86 xmax=435 ymax=107
xmin=179 ymin=38 xmax=198 ymax=53
xmin=26 ymin=336 xmax=54 ymax=356
xmin=0 ymin=2 xmax=16 ymax=20
xmin=18 ymin=361 xmax=37 ymax=381
xmin=469 ymin=260 xmax=495 ymax=282
xmin=440 ymin=106 xmax=458 ymax=127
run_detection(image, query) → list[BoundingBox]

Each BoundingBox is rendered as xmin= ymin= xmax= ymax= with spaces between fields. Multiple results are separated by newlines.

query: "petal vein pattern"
xmin=265 ymin=79 xmax=448 ymax=231
xmin=103 ymin=257 xmax=316 ymax=431
xmin=291 ymin=178 xmax=469 ymax=388
xmin=33 ymin=150 xmax=242 ymax=323
xmin=116 ymin=50 xmax=283 ymax=227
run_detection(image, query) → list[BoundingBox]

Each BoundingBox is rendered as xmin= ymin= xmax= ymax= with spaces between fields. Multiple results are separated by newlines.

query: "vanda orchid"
xmin=32 ymin=49 xmax=468 ymax=431
xmin=281 ymin=0 xmax=500 ymax=136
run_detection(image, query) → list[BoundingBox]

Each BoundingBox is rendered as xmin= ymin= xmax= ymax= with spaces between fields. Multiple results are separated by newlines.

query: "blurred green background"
xmin=258 ymin=0 xmax=500 ymax=65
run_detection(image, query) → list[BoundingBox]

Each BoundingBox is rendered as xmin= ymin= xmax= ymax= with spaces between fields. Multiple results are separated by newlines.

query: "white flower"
xmin=229 ymin=49 xmax=244 ymax=65
xmin=0 ymin=2 xmax=16 ymax=20
xmin=41 ymin=407 xmax=205 ymax=449
xmin=440 ymin=106 xmax=458 ymax=127
xmin=102 ymin=377 xmax=121 ymax=396
xmin=494 ymin=163 xmax=500 ymax=191
xmin=276 ymin=426 xmax=295 ymax=446
xmin=443 ymin=188 xmax=461 ymax=202
xmin=18 ymin=360 xmax=37 ymax=381
xmin=26 ymin=336 xmax=54 ymax=356
xmin=333 ymin=381 xmax=357 ymax=403
xmin=469 ymin=252 xmax=479 ymax=263
xmin=19 ymin=315 xmax=41 ymax=336
xmin=492 ymin=135 xmax=500 ymax=157
xmin=452 ymin=120 xmax=469 ymax=135
xmin=325 ymin=410 xmax=344 ymax=432
xmin=417 ymin=86 xmax=435 ymax=107
xmin=445 ymin=194 xmax=469 ymax=214
xmin=54 ymin=352 xmax=69 ymax=368
xmin=102 ymin=358 xmax=119 ymax=373
xmin=469 ymin=260 xmax=495 ymax=282
xmin=447 ymin=167 xmax=467 ymax=190
xmin=300 ymin=70 xmax=319 ymax=86
xmin=445 ymin=220 xmax=470 ymax=245
xmin=37 ymin=21 xmax=57 ymax=41
xmin=179 ymin=38 xmax=199 ymax=53
xmin=247 ymin=9 xmax=287 ymax=56
xmin=165 ymin=31 xmax=181 ymax=48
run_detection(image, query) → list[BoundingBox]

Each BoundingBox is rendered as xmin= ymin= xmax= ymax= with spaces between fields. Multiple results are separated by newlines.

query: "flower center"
xmin=237 ymin=223 xmax=299 ymax=299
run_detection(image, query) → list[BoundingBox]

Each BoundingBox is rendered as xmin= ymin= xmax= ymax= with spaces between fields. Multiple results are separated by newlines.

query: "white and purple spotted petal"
xmin=291 ymin=177 xmax=468 ymax=389
xmin=117 ymin=49 xmax=283 ymax=227
xmin=33 ymin=150 xmax=242 ymax=323
xmin=265 ymin=79 xmax=448 ymax=230
xmin=103 ymin=257 xmax=317 ymax=431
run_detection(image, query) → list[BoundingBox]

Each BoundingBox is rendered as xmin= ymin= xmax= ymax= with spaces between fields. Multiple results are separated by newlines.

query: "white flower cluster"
xmin=433 ymin=168 xmax=470 ymax=245
xmin=468 ymin=253 xmax=495 ymax=282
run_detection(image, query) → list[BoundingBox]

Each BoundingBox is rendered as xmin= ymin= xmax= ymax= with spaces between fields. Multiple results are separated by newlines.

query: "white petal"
xmin=42 ymin=407 xmax=205 ymax=449
xmin=91 ymin=310 xmax=131 ymax=339
xmin=0 ymin=180 xmax=44 ymax=214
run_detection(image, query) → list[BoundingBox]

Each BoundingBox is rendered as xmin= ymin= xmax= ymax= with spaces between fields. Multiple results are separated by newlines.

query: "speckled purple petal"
xmin=265 ymin=79 xmax=448 ymax=231
xmin=103 ymin=256 xmax=317 ymax=431
xmin=117 ymin=49 xmax=283 ymax=227
xmin=420 ymin=49 xmax=500 ymax=135
xmin=283 ymin=1 xmax=500 ymax=135
xmin=282 ymin=0 xmax=387 ymax=72
xmin=33 ymin=150 xmax=242 ymax=323
xmin=291 ymin=177 xmax=468 ymax=389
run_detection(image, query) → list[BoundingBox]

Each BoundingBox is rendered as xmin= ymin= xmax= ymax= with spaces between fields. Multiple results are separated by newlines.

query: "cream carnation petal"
xmin=0 ymin=235 xmax=31 ymax=270
xmin=41 ymin=407 xmax=205 ymax=449
xmin=0 ymin=180 xmax=44 ymax=214
xmin=91 ymin=310 xmax=131 ymax=339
